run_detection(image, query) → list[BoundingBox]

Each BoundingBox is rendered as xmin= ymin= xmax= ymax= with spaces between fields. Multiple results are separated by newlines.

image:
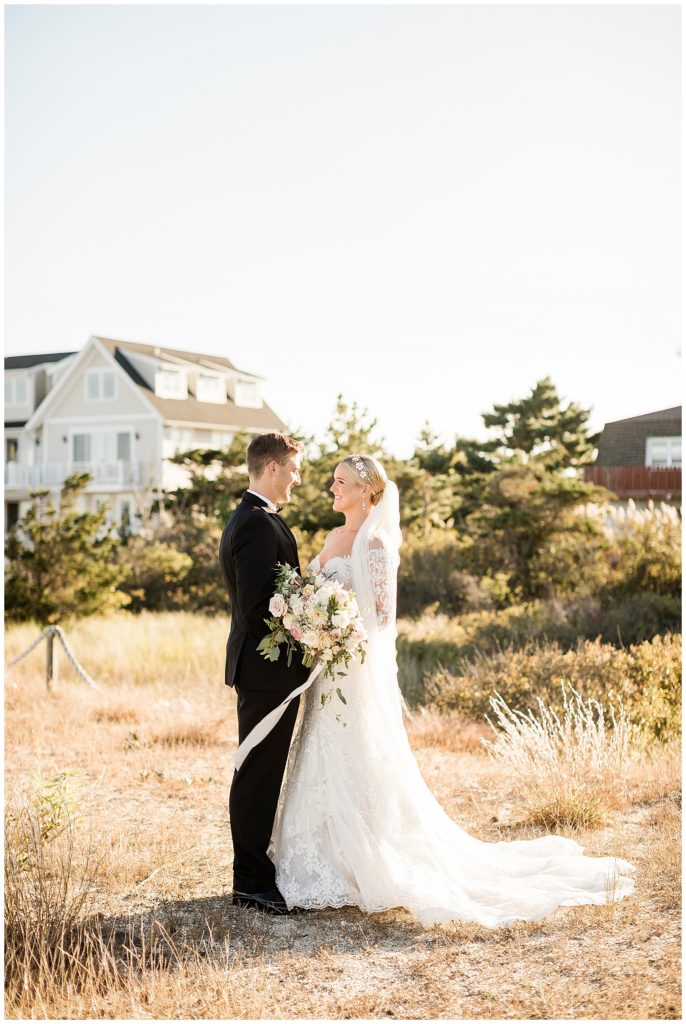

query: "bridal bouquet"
xmin=258 ymin=564 xmax=367 ymax=694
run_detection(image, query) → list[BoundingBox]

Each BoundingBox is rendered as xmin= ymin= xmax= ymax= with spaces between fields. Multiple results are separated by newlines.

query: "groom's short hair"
xmin=247 ymin=432 xmax=304 ymax=478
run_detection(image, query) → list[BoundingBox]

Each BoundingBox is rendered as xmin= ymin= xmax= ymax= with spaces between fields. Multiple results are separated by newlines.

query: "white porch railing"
xmin=4 ymin=460 xmax=158 ymax=489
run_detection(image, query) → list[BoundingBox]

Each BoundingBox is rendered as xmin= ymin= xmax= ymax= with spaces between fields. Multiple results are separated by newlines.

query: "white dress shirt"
xmin=246 ymin=488 xmax=279 ymax=512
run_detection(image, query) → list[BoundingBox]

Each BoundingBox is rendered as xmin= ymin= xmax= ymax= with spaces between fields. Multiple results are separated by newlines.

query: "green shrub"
xmin=5 ymin=475 xmax=129 ymax=625
xmin=425 ymin=633 xmax=681 ymax=741
xmin=397 ymin=530 xmax=492 ymax=617
xmin=396 ymin=591 xmax=681 ymax=703
xmin=602 ymin=501 xmax=681 ymax=600
xmin=118 ymin=541 xmax=193 ymax=613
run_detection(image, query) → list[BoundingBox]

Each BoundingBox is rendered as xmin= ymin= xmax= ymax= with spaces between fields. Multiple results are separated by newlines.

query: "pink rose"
xmin=290 ymin=627 xmax=302 ymax=641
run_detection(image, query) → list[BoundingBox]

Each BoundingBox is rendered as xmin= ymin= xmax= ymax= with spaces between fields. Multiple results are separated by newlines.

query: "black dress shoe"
xmin=231 ymin=887 xmax=295 ymax=915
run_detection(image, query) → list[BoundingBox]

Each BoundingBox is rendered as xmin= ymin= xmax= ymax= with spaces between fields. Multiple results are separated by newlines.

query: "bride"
xmin=269 ymin=454 xmax=636 ymax=928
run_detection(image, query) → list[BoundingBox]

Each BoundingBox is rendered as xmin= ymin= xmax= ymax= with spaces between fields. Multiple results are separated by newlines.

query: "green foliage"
xmin=425 ymin=633 xmax=681 ymax=742
xmin=396 ymin=591 xmax=681 ymax=704
xmin=603 ymin=503 xmax=682 ymax=599
xmin=397 ymin=530 xmax=492 ymax=617
xmin=161 ymin=431 xmax=252 ymax=523
xmin=4 ymin=474 xmax=129 ymax=625
xmin=479 ymin=375 xmax=599 ymax=471
xmin=288 ymin=395 xmax=389 ymax=533
xmin=117 ymin=540 xmax=194 ymax=613
xmin=461 ymin=459 xmax=611 ymax=600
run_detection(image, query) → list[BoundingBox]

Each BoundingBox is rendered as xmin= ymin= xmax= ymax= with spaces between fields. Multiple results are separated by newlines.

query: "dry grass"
xmin=404 ymin=705 xmax=491 ymax=754
xmin=483 ymin=685 xmax=636 ymax=829
xmin=4 ymin=612 xmax=682 ymax=1020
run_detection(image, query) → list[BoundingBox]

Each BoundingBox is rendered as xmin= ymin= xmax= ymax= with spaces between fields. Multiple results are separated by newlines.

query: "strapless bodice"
xmin=308 ymin=553 xmax=353 ymax=589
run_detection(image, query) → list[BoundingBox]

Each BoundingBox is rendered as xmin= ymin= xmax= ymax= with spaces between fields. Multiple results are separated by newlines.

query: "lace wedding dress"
xmin=269 ymin=477 xmax=636 ymax=929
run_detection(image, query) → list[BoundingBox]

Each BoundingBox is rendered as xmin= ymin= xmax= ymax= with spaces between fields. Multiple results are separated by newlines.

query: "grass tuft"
xmin=483 ymin=684 xmax=635 ymax=829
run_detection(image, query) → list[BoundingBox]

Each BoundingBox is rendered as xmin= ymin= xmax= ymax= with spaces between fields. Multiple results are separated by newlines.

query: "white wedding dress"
xmin=269 ymin=479 xmax=636 ymax=929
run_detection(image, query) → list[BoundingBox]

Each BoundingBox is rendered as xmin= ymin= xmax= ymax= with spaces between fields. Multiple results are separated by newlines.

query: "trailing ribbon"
xmin=233 ymin=660 xmax=325 ymax=772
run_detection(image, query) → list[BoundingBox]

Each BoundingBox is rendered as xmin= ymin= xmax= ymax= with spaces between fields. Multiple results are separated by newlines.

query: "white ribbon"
xmin=233 ymin=660 xmax=325 ymax=772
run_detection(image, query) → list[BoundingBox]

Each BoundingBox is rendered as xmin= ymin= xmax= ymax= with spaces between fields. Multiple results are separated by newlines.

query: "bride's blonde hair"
xmin=342 ymin=454 xmax=386 ymax=506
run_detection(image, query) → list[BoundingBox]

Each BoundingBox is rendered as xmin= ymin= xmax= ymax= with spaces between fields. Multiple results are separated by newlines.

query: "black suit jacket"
xmin=219 ymin=491 xmax=310 ymax=691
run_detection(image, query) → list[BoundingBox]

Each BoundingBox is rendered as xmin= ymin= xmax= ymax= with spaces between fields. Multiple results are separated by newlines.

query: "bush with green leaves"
xmin=602 ymin=500 xmax=681 ymax=600
xmin=4 ymin=474 xmax=129 ymax=625
xmin=424 ymin=632 xmax=681 ymax=742
xmin=397 ymin=529 xmax=493 ymax=618
xmin=117 ymin=540 xmax=194 ymax=613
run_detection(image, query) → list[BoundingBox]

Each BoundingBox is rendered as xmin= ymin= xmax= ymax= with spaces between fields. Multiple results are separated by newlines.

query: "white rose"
xmin=320 ymin=649 xmax=334 ymax=662
xmin=282 ymin=613 xmax=296 ymax=630
xmin=331 ymin=611 xmax=350 ymax=629
xmin=301 ymin=629 xmax=320 ymax=648
xmin=269 ymin=593 xmax=287 ymax=617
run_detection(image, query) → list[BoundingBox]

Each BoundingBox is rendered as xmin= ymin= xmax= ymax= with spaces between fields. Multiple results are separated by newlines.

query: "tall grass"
xmin=483 ymin=685 xmax=635 ymax=829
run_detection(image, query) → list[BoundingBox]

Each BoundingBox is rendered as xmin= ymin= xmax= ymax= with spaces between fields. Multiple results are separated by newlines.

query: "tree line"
xmin=5 ymin=377 xmax=681 ymax=631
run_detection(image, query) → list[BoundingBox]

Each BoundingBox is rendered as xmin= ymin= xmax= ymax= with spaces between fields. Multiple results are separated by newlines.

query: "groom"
xmin=219 ymin=431 xmax=309 ymax=915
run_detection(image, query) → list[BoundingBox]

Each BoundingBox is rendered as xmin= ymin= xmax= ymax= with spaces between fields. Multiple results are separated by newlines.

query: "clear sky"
xmin=5 ymin=4 xmax=681 ymax=458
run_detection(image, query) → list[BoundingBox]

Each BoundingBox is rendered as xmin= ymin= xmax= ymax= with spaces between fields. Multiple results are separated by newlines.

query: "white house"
xmin=4 ymin=336 xmax=287 ymax=534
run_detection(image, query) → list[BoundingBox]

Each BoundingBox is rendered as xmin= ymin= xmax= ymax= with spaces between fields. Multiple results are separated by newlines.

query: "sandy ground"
xmin=5 ymin=664 xmax=682 ymax=1020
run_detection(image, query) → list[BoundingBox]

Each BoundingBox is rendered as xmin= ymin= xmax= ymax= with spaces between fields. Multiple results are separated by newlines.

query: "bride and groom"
xmin=219 ymin=432 xmax=635 ymax=926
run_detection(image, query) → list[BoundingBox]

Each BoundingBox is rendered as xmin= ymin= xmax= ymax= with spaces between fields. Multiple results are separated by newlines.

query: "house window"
xmin=163 ymin=427 xmax=196 ymax=456
xmin=234 ymin=378 xmax=262 ymax=408
xmin=73 ymin=433 xmax=92 ymax=462
xmin=6 ymin=438 xmax=18 ymax=463
xmin=5 ymin=377 xmax=28 ymax=404
xmin=117 ymin=432 xmax=131 ymax=461
xmin=197 ymin=374 xmax=226 ymax=404
xmin=210 ymin=431 xmax=233 ymax=448
xmin=6 ymin=502 xmax=19 ymax=530
xmin=155 ymin=369 xmax=187 ymax=399
xmin=85 ymin=369 xmax=116 ymax=402
xmin=646 ymin=437 xmax=681 ymax=468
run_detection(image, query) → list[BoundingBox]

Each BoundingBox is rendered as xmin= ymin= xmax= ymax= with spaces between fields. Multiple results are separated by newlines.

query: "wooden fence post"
xmin=46 ymin=630 xmax=57 ymax=690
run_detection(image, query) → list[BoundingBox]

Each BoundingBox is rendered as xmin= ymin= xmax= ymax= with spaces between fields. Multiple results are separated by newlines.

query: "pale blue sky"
xmin=5 ymin=4 xmax=681 ymax=457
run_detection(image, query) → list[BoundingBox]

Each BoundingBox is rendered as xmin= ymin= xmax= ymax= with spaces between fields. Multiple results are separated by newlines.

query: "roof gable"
xmin=23 ymin=337 xmax=161 ymax=430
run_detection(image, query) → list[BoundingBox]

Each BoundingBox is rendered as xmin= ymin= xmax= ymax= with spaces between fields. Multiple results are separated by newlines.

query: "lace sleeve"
xmin=368 ymin=546 xmax=395 ymax=629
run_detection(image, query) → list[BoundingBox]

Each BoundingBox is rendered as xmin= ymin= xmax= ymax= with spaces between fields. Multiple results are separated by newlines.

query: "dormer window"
xmin=155 ymin=368 xmax=187 ymax=400
xmin=5 ymin=376 xmax=28 ymax=405
xmin=234 ymin=378 xmax=262 ymax=408
xmin=197 ymin=373 xmax=226 ymax=404
xmin=85 ymin=369 xmax=116 ymax=401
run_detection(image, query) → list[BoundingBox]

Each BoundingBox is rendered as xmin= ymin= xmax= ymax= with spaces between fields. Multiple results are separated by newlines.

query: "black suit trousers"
xmin=229 ymin=685 xmax=301 ymax=894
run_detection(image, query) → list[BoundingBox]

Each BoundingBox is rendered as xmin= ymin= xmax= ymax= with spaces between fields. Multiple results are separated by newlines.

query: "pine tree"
xmin=4 ymin=473 xmax=129 ymax=624
xmin=480 ymin=376 xmax=600 ymax=470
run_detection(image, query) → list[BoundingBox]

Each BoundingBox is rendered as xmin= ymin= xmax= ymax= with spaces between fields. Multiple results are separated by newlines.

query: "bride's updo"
xmin=342 ymin=454 xmax=387 ymax=506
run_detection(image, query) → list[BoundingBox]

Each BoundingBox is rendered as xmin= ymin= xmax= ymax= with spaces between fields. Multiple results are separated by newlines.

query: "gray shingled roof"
xmin=5 ymin=352 xmax=76 ymax=369
xmin=596 ymin=406 xmax=682 ymax=466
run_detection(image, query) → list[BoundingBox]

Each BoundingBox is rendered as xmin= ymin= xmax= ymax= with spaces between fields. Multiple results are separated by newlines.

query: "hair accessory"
xmin=350 ymin=454 xmax=368 ymax=478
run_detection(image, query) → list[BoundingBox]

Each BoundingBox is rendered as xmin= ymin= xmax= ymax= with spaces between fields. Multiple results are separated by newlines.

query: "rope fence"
xmin=7 ymin=625 xmax=102 ymax=692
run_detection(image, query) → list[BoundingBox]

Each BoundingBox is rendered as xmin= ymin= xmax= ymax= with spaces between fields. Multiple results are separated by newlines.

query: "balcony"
xmin=584 ymin=465 xmax=681 ymax=501
xmin=4 ymin=461 xmax=159 ymax=490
